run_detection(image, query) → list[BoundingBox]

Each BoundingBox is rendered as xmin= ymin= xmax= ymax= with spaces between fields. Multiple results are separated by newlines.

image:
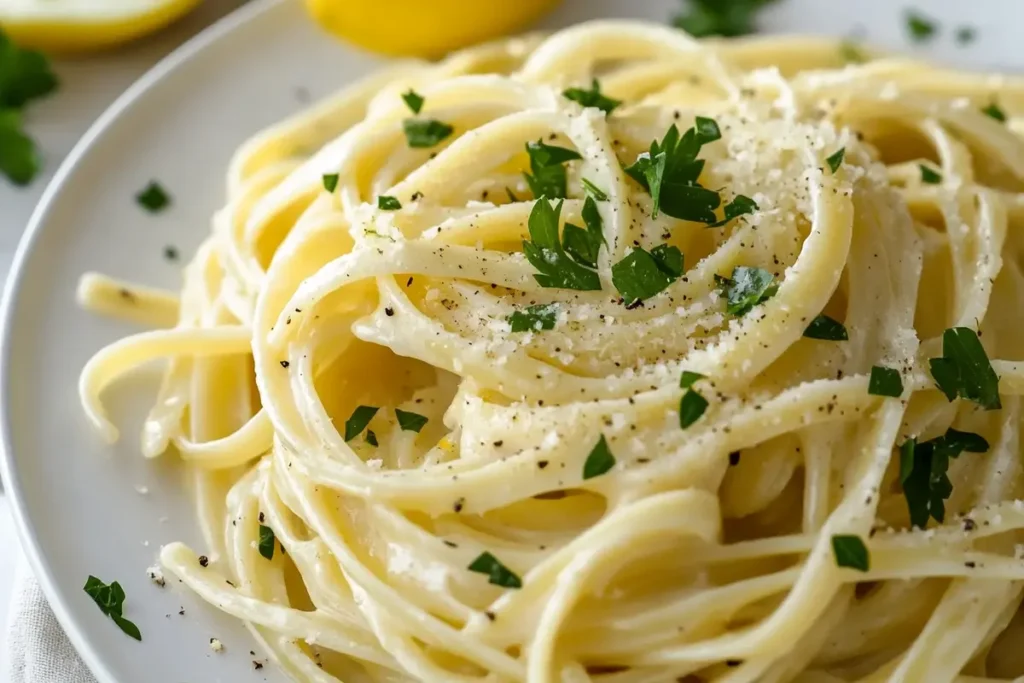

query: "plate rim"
xmin=0 ymin=0 xmax=286 ymax=679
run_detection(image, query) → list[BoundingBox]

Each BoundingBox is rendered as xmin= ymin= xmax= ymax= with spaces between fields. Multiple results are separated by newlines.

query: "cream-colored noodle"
xmin=77 ymin=22 xmax=1024 ymax=683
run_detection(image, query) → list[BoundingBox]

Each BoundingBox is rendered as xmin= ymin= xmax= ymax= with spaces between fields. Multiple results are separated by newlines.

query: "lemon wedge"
xmin=0 ymin=0 xmax=202 ymax=53
xmin=305 ymin=0 xmax=562 ymax=58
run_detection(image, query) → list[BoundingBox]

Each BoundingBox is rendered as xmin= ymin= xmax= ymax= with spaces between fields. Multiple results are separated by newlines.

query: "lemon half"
xmin=0 ymin=0 xmax=202 ymax=52
xmin=305 ymin=0 xmax=562 ymax=58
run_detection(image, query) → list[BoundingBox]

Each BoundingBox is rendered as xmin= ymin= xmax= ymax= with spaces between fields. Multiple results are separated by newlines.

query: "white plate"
xmin=2 ymin=0 xmax=1023 ymax=681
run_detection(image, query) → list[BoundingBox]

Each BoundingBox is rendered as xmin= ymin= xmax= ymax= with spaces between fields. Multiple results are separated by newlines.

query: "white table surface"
xmin=0 ymin=1 xmax=244 ymax=676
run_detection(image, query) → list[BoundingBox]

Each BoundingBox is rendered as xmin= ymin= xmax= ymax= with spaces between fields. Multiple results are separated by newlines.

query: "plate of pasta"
xmin=6 ymin=0 xmax=1024 ymax=681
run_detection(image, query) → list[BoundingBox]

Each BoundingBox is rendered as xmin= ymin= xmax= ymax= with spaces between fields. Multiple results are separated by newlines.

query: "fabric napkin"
xmin=5 ymin=559 xmax=97 ymax=683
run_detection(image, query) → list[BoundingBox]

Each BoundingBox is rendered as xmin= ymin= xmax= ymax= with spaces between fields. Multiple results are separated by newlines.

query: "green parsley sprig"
xmin=672 ymin=0 xmax=779 ymax=38
xmin=467 ymin=552 xmax=522 ymax=588
xmin=716 ymin=266 xmax=778 ymax=316
xmin=507 ymin=303 xmax=558 ymax=333
xmin=562 ymin=79 xmax=621 ymax=114
xmin=0 ymin=30 xmax=58 ymax=185
xmin=900 ymin=428 xmax=989 ymax=528
xmin=582 ymin=435 xmax=616 ymax=479
xmin=611 ymin=244 xmax=683 ymax=305
xmin=83 ymin=576 xmax=142 ymax=641
xmin=522 ymin=199 xmax=602 ymax=291
xmin=929 ymin=327 xmax=1001 ymax=410
xmin=523 ymin=140 xmax=582 ymax=200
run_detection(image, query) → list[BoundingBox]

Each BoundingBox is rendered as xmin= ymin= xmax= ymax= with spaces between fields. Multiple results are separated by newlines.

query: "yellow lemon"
xmin=305 ymin=0 xmax=563 ymax=58
xmin=0 ymin=0 xmax=202 ymax=53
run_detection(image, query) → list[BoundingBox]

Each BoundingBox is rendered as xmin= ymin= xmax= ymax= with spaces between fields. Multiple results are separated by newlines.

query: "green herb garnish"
xmin=507 ymin=303 xmax=558 ymax=333
xmin=804 ymin=314 xmax=848 ymax=341
xmin=580 ymin=177 xmax=608 ymax=201
xmin=982 ymin=103 xmax=1007 ymax=123
xmin=582 ymin=434 xmax=616 ymax=480
xmin=562 ymin=78 xmax=621 ymax=114
xmin=258 ymin=524 xmax=275 ymax=560
xmin=708 ymin=194 xmax=758 ymax=228
xmin=906 ymin=10 xmax=937 ymax=42
xmin=523 ymin=140 xmax=582 ymax=200
xmin=136 ymin=181 xmax=170 ymax=213
xmin=365 ymin=430 xmax=378 ymax=447
xmin=0 ymin=31 xmax=58 ymax=186
xmin=901 ymin=428 xmax=989 ymax=528
xmin=671 ymin=0 xmax=778 ymax=38
xmin=680 ymin=370 xmax=705 ymax=388
xmin=612 ymin=245 xmax=682 ymax=305
xmin=378 ymin=195 xmax=401 ymax=210
xmin=344 ymin=405 xmax=379 ymax=441
xmin=0 ymin=109 xmax=37 ymax=186
xmin=562 ymin=196 xmax=606 ymax=268
xmin=83 ymin=576 xmax=142 ymax=641
xmin=919 ymin=164 xmax=942 ymax=184
xmin=403 ymin=118 xmax=454 ymax=148
xmin=395 ymin=409 xmax=428 ymax=433
xmin=467 ymin=552 xmax=522 ymax=588
xmin=826 ymin=148 xmax=845 ymax=173
xmin=624 ymin=119 xmax=722 ymax=221
xmin=401 ymin=89 xmax=424 ymax=114
xmin=522 ymin=199 xmax=601 ymax=291
xmin=322 ymin=173 xmax=339 ymax=192
xmin=955 ymin=26 xmax=977 ymax=45
xmin=929 ymin=327 xmax=1001 ymax=410
xmin=839 ymin=41 xmax=867 ymax=64
xmin=868 ymin=366 xmax=903 ymax=398
xmin=716 ymin=266 xmax=778 ymax=316
xmin=679 ymin=388 xmax=708 ymax=429
xmin=831 ymin=535 xmax=869 ymax=572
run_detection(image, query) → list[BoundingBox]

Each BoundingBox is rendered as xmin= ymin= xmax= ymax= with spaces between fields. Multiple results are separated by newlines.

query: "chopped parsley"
xmin=826 ymin=148 xmax=845 ymax=174
xmin=0 ymin=32 xmax=58 ymax=185
xmin=708 ymin=194 xmax=758 ymax=228
xmin=919 ymin=164 xmax=942 ymax=184
xmin=901 ymin=428 xmax=989 ymax=528
xmin=929 ymin=327 xmax=1001 ymax=410
xmin=624 ymin=119 xmax=722 ymax=221
xmin=868 ymin=366 xmax=903 ymax=398
xmin=562 ymin=78 xmax=621 ymax=114
xmin=344 ymin=405 xmax=378 ymax=441
xmin=403 ymin=118 xmax=454 ymax=148
xmin=522 ymin=199 xmax=601 ymax=291
xmin=83 ymin=576 xmax=142 ymax=641
xmin=136 ymin=181 xmax=170 ymax=213
xmin=803 ymin=314 xmax=848 ymax=341
xmin=0 ymin=110 xmax=37 ymax=185
xmin=365 ymin=430 xmax=378 ymax=447
xmin=955 ymin=26 xmax=977 ymax=45
xmin=580 ymin=177 xmax=608 ymax=201
xmin=831 ymin=535 xmax=869 ymax=572
xmin=671 ymin=0 xmax=778 ymax=38
xmin=839 ymin=41 xmax=867 ymax=64
xmin=322 ymin=173 xmax=339 ymax=192
xmin=467 ymin=552 xmax=522 ymax=588
xmin=401 ymin=89 xmax=424 ymax=114
xmin=395 ymin=409 xmax=428 ymax=433
xmin=562 ymin=196 xmax=605 ymax=268
xmin=378 ymin=195 xmax=401 ymax=210
xmin=716 ymin=266 xmax=777 ymax=316
xmin=905 ymin=10 xmax=938 ymax=42
xmin=507 ymin=303 xmax=558 ymax=333
xmin=523 ymin=140 xmax=582 ymax=200
xmin=982 ymin=103 xmax=1007 ymax=123
xmin=679 ymin=388 xmax=709 ymax=429
xmin=611 ymin=245 xmax=682 ymax=305
xmin=582 ymin=434 xmax=616 ymax=480
xmin=680 ymin=370 xmax=705 ymax=388
xmin=258 ymin=524 xmax=275 ymax=560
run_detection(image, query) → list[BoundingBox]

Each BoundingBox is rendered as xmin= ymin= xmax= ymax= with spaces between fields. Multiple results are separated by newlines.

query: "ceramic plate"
xmin=2 ymin=0 xmax=1023 ymax=680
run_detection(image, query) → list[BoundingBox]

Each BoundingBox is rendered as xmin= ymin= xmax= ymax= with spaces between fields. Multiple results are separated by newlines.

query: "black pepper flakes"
xmin=280 ymin=360 xmax=290 ymax=368
xmin=729 ymin=451 xmax=741 ymax=466
xmin=198 ymin=555 xmax=209 ymax=567
xmin=385 ymin=307 xmax=394 ymax=317
xmin=484 ymin=610 xmax=496 ymax=622
xmin=453 ymin=498 xmax=465 ymax=513
xmin=537 ymin=460 xmax=549 ymax=469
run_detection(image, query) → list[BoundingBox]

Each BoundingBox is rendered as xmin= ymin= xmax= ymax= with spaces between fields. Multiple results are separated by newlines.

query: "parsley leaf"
xmin=624 ymin=120 xmax=722 ymax=221
xmin=803 ymin=314 xmax=848 ymax=341
xmin=671 ymin=0 xmax=778 ymax=38
xmin=468 ymin=552 xmax=522 ymax=588
xmin=322 ymin=173 xmax=339 ymax=192
xmin=901 ymin=428 xmax=989 ymax=528
xmin=580 ymin=177 xmax=608 ymax=201
xmin=831 ymin=535 xmax=869 ymax=572
xmin=401 ymin=89 xmax=424 ymax=114
xmin=344 ymin=405 xmax=378 ymax=441
xmin=679 ymin=388 xmax=708 ymax=428
xmin=868 ymin=366 xmax=903 ymax=398
xmin=403 ymin=118 xmax=454 ymax=148
xmin=680 ymin=370 xmax=705 ymax=389
xmin=562 ymin=196 xmax=605 ymax=268
xmin=562 ymin=79 xmax=621 ymax=114
xmin=717 ymin=266 xmax=778 ymax=316
xmin=919 ymin=164 xmax=942 ymax=184
xmin=523 ymin=199 xmax=601 ymax=291
xmin=826 ymin=148 xmax=845 ymax=173
xmin=378 ymin=195 xmax=401 ymax=210
xmin=395 ymin=409 xmax=428 ymax=433
xmin=0 ymin=109 xmax=38 ymax=185
xmin=840 ymin=41 xmax=867 ymax=64
xmin=612 ymin=246 xmax=682 ymax=305
xmin=929 ymin=327 xmax=1001 ymax=410
xmin=906 ymin=10 xmax=938 ymax=42
xmin=136 ymin=181 xmax=171 ymax=213
xmin=365 ymin=430 xmax=378 ymax=447
xmin=524 ymin=140 xmax=582 ymax=200
xmin=0 ymin=31 xmax=58 ymax=109
xmin=84 ymin=576 xmax=142 ymax=641
xmin=582 ymin=434 xmax=616 ymax=479
xmin=982 ymin=103 xmax=1007 ymax=123
xmin=507 ymin=303 xmax=558 ymax=333
xmin=708 ymin=194 xmax=758 ymax=228
xmin=258 ymin=524 xmax=275 ymax=560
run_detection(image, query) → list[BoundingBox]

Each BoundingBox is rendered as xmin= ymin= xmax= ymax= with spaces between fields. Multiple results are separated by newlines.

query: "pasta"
xmin=77 ymin=20 xmax=1024 ymax=683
